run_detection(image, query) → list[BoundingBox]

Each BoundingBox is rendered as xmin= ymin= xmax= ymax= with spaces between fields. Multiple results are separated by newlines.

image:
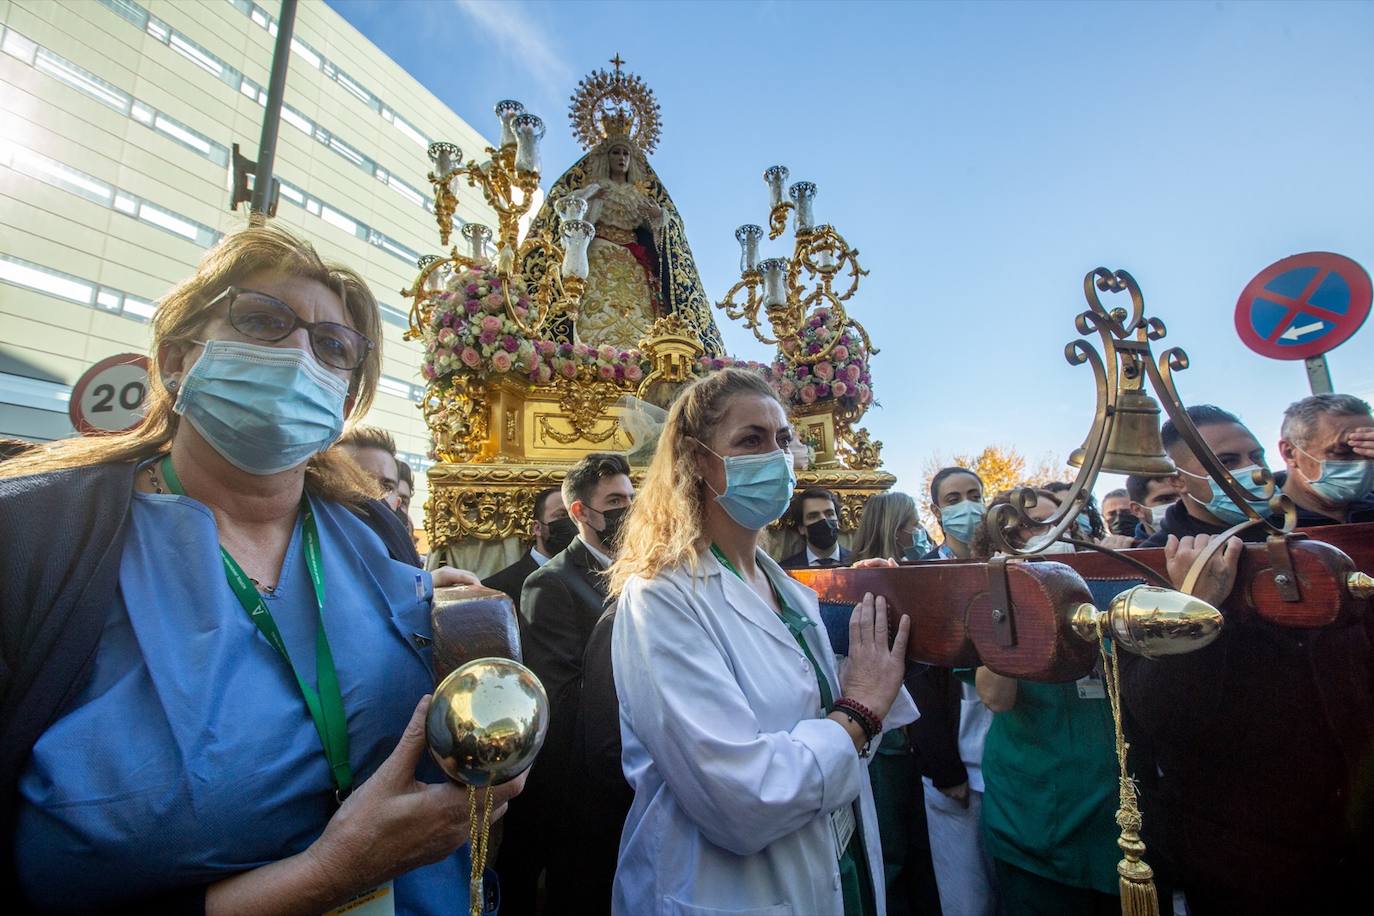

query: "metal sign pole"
xmin=1305 ymin=355 xmax=1334 ymax=395
xmin=248 ymin=0 xmax=298 ymax=222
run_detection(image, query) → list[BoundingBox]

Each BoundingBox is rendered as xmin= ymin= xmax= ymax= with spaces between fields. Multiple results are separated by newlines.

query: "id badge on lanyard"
xmin=830 ymin=803 xmax=856 ymax=860
xmin=326 ymin=882 xmax=395 ymax=916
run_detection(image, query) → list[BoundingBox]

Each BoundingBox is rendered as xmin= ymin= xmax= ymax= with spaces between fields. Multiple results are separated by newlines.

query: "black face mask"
xmin=597 ymin=506 xmax=630 ymax=552
xmin=805 ymin=518 xmax=839 ymax=551
xmin=544 ymin=517 xmax=578 ymax=557
xmin=1109 ymin=512 xmax=1140 ymax=538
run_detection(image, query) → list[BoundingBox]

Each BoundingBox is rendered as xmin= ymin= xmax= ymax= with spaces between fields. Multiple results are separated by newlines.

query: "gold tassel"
xmin=468 ymin=787 xmax=494 ymax=916
xmin=1099 ymin=635 xmax=1158 ymax=916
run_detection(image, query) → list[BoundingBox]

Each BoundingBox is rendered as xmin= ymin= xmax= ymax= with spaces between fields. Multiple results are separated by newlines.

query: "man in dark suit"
xmin=780 ymin=486 xmax=852 ymax=569
xmin=481 ymin=487 xmax=568 ymax=614
xmin=495 ymin=454 xmax=633 ymax=914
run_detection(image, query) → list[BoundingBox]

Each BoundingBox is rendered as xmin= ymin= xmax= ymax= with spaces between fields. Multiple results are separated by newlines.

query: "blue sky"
xmin=329 ymin=0 xmax=1374 ymax=502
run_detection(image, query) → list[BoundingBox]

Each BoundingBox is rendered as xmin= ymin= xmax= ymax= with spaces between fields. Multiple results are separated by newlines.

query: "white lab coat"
xmin=611 ymin=549 xmax=918 ymax=916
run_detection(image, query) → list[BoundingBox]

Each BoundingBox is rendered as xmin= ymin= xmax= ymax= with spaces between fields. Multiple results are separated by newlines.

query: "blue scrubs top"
xmin=16 ymin=486 xmax=476 ymax=914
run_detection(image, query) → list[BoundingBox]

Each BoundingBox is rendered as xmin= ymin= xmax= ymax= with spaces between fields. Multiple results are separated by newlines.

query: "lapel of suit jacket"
xmin=568 ymin=538 xmax=610 ymax=602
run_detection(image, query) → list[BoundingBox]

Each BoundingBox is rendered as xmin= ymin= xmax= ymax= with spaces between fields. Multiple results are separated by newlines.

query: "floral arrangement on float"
xmin=771 ymin=308 xmax=874 ymax=412
xmin=420 ymin=263 xmax=649 ymax=388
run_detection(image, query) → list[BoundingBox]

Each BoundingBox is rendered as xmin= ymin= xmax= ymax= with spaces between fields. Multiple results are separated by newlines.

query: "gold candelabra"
xmin=717 ymin=166 xmax=876 ymax=364
xmin=404 ymin=101 xmax=589 ymax=341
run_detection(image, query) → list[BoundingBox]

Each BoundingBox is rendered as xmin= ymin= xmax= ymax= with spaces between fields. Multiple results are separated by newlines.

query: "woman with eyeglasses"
xmin=0 ymin=226 xmax=520 ymax=914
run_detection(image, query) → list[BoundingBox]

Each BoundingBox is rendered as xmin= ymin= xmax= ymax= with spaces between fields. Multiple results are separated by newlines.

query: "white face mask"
xmin=1149 ymin=504 xmax=1171 ymax=527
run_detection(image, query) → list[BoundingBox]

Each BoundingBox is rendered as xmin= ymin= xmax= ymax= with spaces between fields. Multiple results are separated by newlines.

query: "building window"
xmin=94 ymin=1 xmax=435 ymax=210
xmin=0 ymin=252 xmax=160 ymax=323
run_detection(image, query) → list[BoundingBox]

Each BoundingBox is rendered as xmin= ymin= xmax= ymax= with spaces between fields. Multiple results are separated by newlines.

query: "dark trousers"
xmin=992 ymin=859 xmax=1118 ymax=916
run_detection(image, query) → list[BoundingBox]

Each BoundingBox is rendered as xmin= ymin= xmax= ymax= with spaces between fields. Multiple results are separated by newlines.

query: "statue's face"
xmin=608 ymin=144 xmax=631 ymax=178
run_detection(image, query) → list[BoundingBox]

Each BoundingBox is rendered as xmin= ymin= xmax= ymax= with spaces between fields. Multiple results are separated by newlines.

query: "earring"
xmin=164 ymin=376 xmax=179 ymax=391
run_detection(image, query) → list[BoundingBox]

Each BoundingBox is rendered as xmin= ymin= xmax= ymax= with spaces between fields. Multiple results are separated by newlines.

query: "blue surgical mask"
xmin=701 ymin=444 xmax=796 ymax=530
xmin=939 ymin=500 xmax=985 ymax=545
xmin=903 ymin=528 xmax=932 ymax=561
xmin=1180 ymin=465 xmax=1271 ymax=526
xmin=174 ymin=340 xmax=348 ymax=475
xmin=1296 ymin=446 xmax=1374 ymax=504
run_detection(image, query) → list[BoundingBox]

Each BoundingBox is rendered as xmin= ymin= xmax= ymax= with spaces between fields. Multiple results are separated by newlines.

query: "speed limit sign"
xmin=69 ymin=353 xmax=151 ymax=435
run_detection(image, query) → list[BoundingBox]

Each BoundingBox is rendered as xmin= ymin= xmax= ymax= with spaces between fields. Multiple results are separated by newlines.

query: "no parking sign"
xmin=1234 ymin=252 xmax=1370 ymax=393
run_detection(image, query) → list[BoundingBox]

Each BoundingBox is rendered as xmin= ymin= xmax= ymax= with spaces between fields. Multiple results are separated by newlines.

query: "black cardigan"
xmin=0 ymin=462 xmax=420 ymax=913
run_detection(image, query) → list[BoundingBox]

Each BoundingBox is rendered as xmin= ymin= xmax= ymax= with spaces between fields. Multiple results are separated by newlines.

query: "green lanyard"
xmin=710 ymin=544 xmax=833 ymax=711
xmin=160 ymin=456 xmax=354 ymax=799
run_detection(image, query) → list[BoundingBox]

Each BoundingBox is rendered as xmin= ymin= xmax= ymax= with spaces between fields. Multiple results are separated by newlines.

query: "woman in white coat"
xmin=607 ymin=368 xmax=917 ymax=916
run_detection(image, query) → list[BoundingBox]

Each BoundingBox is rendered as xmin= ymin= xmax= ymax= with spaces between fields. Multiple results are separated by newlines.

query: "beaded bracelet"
xmin=831 ymin=697 xmax=883 ymax=741
xmin=829 ymin=705 xmax=876 ymax=758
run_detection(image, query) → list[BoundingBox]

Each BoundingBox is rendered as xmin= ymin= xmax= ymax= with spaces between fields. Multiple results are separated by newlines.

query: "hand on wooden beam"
xmin=1164 ymin=534 xmax=1243 ymax=608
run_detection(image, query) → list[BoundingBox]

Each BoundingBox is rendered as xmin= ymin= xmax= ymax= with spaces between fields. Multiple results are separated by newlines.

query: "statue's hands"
xmin=432 ymin=567 xmax=481 ymax=588
xmin=851 ymin=557 xmax=897 ymax=569
xmin=1165 ymin=533 xmax=1242 ymax=607
xmin=839 ymin=593 xmax=910 ymax=721
xmin=1346 ymin=426 xmax=1374 ymax=459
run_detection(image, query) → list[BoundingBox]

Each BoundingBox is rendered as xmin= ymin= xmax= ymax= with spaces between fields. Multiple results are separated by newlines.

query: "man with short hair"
xmin=394 ymin=459 xmax=414 ymax=519
xmin=1277 ymin=393 xmax=1374 ymax=526
xmin=780 ymin=487 xmax=851 ymax=568
xmin=497 ymin=453 xmax=633 ymax=914
xmin=1100 ymin=487 xmax=1137 ymax=538
xmin=1143 ymin=405 xmax=1276 ymax=547
xmin=339 ymin=425 xmax=400 ymax=510
xmin=481 ymin=487 xmax=568 ymax=613
xmin=1125 ymin=473 xmax=1185 ymax=540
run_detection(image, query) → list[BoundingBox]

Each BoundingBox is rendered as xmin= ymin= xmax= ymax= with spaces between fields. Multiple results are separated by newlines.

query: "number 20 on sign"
xmin=69 ymin=353 xmax=151 ymax=436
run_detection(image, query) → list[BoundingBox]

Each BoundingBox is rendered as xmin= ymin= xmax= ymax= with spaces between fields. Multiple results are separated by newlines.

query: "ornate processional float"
xmin=404 ymin=57 xmax=894 ymax=574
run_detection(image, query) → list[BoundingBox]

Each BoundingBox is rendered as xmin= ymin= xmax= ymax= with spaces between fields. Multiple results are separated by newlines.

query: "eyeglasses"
xmin=213 ymin=287 xmax=374 ymax=371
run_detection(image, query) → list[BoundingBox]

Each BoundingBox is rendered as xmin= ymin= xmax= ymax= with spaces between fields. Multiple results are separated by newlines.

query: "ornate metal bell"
xmin=1069 ymin=388 xmax=1176 ymax=477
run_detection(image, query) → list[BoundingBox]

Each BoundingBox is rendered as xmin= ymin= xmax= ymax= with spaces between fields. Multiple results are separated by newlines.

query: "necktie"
xmin=814 ymin=557 xmax=837 ymax=567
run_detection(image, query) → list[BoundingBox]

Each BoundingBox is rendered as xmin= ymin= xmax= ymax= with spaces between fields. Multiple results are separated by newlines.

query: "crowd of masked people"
xmin=2 ymin=223 xmax=1372 ymax=915
xmin=478 ymin=393 xmax=1374 ymax=916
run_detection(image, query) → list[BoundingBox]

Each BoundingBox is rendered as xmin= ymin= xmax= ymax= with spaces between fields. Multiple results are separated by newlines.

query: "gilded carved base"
xmin=424 ymin=459 xmax=896 ymax=556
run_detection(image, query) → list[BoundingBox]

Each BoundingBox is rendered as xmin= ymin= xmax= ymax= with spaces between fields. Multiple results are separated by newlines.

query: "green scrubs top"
xmin=980 ymin=676 xmax=1120 ymax=896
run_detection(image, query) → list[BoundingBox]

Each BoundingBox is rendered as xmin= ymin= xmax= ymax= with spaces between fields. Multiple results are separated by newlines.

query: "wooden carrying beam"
xmin=792 ymin=523 xmax=1374 ymax=683
xmin=430 ymin=584 xmax=523 ymax=681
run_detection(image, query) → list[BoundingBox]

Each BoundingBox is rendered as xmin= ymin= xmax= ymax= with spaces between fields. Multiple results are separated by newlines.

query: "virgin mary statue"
xmin=523 ymin=59 xmax=724 ymax=355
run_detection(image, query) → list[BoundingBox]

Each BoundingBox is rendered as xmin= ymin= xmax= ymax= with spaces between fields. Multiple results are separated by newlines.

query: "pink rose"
xmin=559 ymin=361 xmax=578 ymax=379
xmin=845 ymin=364 xmax=861 ymax=382
xmin=480 ymin=315 xmax=502 ymax=332
xmin=536 ymin=340 xmax=556 ymax=356
xmin=814 ymin=361 xmax=834 ymax=381
xmin=831 ymin=380 xmax=848 ymax=397
xmin=832 ymin=345 xmax=849 ymax=361
xmin=484 ymin=293 xmax=503 ymax=309
xmin=436 ymin=327 xmax=455 ymax=345
xmin=574 ymin=343 xmax=592 ymax=359
xmin=460 ymin=347 xmax=481 ymax=368
xmin=597 ymin=364 xmax=615 ymax=381
xmin=536 ymin=364 xmax=553 ymax=384
xmin=491 ymin=351 xmax=513 ymax=372
xmin=598 ymin=345 xmax=616 ymax=361
xmin=780 ymin=380 xmax=796 ymax=398
xmin=624 ymin=364 xmax=643 ymax=381
xmin=800 ymin=383 xmax=817 ymax=404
